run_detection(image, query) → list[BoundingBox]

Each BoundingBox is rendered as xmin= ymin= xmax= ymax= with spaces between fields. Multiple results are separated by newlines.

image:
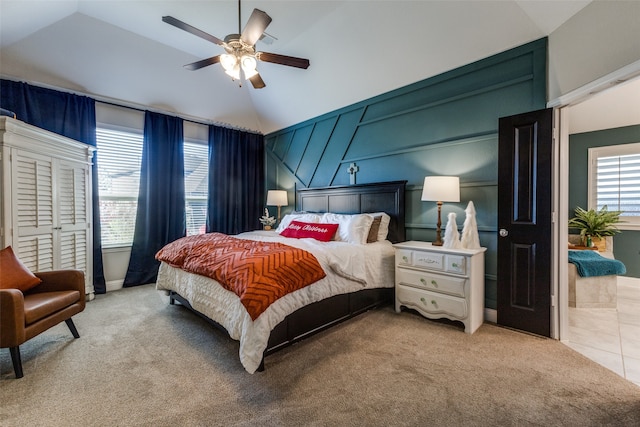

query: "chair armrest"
xmin=0 ymin=289 xmax=26 ymax=347
xmin=31 ymin=270 xmax=85 ymax=295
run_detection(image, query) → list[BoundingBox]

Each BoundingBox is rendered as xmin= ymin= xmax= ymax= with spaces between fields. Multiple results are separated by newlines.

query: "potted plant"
xmin=568 ymin=205 xmax=623 ymax=251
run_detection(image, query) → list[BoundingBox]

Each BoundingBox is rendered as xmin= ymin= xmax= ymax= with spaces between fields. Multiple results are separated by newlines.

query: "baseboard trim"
xmin=485 ymin=308 xmax=497 ymax=323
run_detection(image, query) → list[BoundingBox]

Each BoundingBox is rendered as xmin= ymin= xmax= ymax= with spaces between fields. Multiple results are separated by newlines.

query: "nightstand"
xmin=394 ymin=241 xmax=486 ymax=334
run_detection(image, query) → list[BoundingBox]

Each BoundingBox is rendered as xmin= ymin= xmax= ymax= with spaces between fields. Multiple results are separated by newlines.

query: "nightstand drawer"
xmin=396 ymin=285 xmax=467 ymax=320
xmin=396 ymin=249 xmax=444 ymax=271
xmin=446 ymin=255 xmax=466 ymax=275
xmin=396 ymin=269 xmax=466 ymax=297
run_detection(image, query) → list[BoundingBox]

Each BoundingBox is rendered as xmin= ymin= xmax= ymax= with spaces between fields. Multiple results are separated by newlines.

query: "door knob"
xmin=499 ymin=228 xmax=509 ymax=237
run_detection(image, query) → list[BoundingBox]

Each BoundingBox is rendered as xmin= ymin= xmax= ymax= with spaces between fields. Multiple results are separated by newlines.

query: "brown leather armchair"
xmin=1 ymin=270 xmax=86 ymax=378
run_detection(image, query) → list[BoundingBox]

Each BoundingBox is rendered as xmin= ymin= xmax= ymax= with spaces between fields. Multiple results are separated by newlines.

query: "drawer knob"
xmin=451 ymin=262 xmax=459 ymax=268
xmin=431 ymin=280 xmax=438 ymax=287
xmin=420 ymin=278 xmax=426 ymax=284
xmin=402 ymin=256 xmax=408 ymax=262
xmin=420 ymin=297 xmax=437 ymax=307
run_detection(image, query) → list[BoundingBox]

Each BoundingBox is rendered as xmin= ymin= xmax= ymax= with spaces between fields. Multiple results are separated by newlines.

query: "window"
xmin=589 ymin=142 xmax=640 ymax=230
xmin=96 ymin=125 xmax=209 ymax=246
xmin=184 ymin=139 xmax=209 ymax=235
xmin=96 ymin=127 xmax=143 ymax=247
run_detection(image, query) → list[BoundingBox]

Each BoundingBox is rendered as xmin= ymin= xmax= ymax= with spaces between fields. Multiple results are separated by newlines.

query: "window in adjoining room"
xmin=184 ymin=139 xmax=209 ymax=235
xmin=589 ymin=142 xmax=640 ymax=230
xmin=96 ymin=127 xmax=144 ymax=247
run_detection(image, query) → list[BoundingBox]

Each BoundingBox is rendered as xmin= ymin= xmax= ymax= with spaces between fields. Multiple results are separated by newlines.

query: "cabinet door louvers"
xmin=58 ymin=161 xmax=88 ymax=227
xmin=15 ymin=152 xmax=54 ymax=232
xmin=17 ymin=235 xmax=54 ymax=272
xmin=59 ymin=230 xmax=87 ymax=270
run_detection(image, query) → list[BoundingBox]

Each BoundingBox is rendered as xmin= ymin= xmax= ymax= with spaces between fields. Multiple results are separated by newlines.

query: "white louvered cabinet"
xmin=0 ymin=117 xmax=95 ymax=296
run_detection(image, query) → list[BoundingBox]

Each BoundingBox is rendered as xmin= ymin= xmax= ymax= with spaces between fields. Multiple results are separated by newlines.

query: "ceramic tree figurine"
xmin=461 ymin=201 xmax=481 ymax=249
xmin=259 ymin=208 xmax=276 ymax=230
xmin=443 ymin=212 xmax=462 ymax=248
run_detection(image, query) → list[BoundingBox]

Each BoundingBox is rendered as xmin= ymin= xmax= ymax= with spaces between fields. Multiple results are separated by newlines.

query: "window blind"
xmin=184 ymin=140 xmax=209 ymax=235
xmin=96 ymin=127 xmax=143 ymax=247
xmin=596 ymin=152 xmax=640 ymax=217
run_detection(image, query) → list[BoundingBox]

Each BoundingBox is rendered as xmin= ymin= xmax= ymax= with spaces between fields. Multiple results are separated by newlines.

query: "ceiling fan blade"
xmin=257 ymin=52 xmax=310 ymax=69
xmin=249 ymin=73 xmax=266 ymax=89
xmin=241 ymin=9 xmax=272 ymax=47
xmin=184 ymin=55 xmax=221 ymax=71
xmin=162 ymin=16 xmax=224 ymax=46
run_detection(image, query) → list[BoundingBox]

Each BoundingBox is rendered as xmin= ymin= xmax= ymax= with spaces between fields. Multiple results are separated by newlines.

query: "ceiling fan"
xmin=162 ymin=1 xmax=310 ymax=89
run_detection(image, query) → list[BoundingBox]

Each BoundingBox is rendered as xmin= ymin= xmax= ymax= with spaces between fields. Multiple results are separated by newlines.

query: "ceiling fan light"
xmin=225 ymin=63 xmax=241 ymax=80
xmin=241 ymin=55 xmax=258 ymax=79
xmin=220 ymin=53 xmax=237 ymax=71
xmin=241 ymin=55 xmax=257 ymax=71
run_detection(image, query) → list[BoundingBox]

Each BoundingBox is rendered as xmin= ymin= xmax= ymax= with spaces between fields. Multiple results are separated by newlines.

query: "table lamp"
xmin=266 ymin=190 xmax=288 ymax=226
xmin=421 ymin=176 xmax=460 ymax=246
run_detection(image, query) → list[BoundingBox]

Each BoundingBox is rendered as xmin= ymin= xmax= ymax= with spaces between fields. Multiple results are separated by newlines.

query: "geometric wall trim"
xmin=266 ymin=38 xmax=548 ymax=309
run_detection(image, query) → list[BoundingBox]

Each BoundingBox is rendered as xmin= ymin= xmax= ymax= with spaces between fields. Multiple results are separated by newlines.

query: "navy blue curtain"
xmin=123 ymin=111 xmax=185 ymax=287
xmin=207 ymin=125 xmax=264 ymax=234
xmin=0 ymin=79 xmax=107 ymax=294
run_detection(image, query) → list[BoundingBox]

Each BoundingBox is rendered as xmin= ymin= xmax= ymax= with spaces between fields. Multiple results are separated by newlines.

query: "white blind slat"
xmin=184 ymin=140 xmax=208 ymax=236
xmin=96 ymin=128 xmax=143 ymax=247
xmin=595 ymin=145 xmax=640 ymax=218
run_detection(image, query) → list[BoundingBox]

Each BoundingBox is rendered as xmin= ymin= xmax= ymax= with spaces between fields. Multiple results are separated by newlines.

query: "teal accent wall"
xmin=569 ymin=124 xmax=640 ymax=278
xmin=265 ymin=38 xmax=548 ymax=310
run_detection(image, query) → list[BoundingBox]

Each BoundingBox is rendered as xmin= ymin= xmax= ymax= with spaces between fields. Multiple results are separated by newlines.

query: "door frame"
xmin=548 ymin=59 xmax=640 ymax=341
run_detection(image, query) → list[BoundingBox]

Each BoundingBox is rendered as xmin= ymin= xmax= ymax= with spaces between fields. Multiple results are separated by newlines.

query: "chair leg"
xmin=9 ymin=346 xmax=24 ymax=379
xmin=65 ymin=318 xmax=80 ymax=339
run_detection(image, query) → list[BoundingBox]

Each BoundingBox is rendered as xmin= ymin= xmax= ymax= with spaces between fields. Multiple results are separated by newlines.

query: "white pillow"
xmin=320 ymin=213 xmax=374 ymax=245
xmin=369 ymin=212 xmax=391 ymax=241
xmin=276 ymin=213 xmax=321 ymax=233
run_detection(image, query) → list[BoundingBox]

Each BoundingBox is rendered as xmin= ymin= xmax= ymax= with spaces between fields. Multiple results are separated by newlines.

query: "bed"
xmin=155 ymin=181 xmax=406 ymax=373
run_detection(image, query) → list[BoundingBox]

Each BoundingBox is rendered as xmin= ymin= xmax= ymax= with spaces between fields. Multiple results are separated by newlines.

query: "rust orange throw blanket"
xmin=156 ymin=233 xmax=326 ymax=320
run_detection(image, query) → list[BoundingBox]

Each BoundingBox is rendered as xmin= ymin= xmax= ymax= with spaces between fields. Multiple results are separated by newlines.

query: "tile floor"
xmin=565 ymin=276 xmax=640 ymax=387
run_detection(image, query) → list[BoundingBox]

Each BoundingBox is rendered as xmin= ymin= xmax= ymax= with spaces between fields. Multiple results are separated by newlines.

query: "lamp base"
xmin=432 ymin=201 xmax=444 ymax=246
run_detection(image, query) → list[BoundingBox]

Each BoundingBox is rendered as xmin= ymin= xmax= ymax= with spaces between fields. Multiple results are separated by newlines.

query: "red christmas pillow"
xmin=279 ymin=221 xmax=339 ymax=242
xmin=0 ymin=246 xmax=42 ymax=292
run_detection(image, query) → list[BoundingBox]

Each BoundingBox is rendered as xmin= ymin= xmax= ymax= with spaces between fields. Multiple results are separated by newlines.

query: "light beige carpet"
xmin=1 ymin=284 xmax=639 ymax=426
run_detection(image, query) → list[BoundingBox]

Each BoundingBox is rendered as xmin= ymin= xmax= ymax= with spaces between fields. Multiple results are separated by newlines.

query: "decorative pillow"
xmin=0 ymin=246 xmax=42 ymax=292
xmin=280 ymin=221 xmax=339 ymax=242
xmin=369 ymin=212 xmax=391 ymax=241
xmin=321 ymin=213 xmax=374 ymax=245
xmin=367 ymin=216 xmax=382 ymax=243
xmin=276 ymin=213 xmax=322 ymax=233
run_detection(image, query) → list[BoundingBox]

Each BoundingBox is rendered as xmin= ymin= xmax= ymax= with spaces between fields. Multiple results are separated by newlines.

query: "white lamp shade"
xmin=220 ymin=53 xmax=237 ymax=71
xmin=266 ymin=190 xmax=288 ymax=206
xmin=421 ymin=176 xmax=460 ymax=202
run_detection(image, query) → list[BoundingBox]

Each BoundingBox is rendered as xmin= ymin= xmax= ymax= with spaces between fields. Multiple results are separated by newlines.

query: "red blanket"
xmin=156 ymin=233 xmax=326 ymax=320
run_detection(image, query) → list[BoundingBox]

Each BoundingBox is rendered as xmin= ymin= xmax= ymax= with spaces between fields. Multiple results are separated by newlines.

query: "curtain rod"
xmin=0 ymin=74 xmax=263 ymax=134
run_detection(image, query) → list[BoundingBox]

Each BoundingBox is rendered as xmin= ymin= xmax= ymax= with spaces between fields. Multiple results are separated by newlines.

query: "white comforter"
xmin=155 ymin=230 xmax=395 ymax=373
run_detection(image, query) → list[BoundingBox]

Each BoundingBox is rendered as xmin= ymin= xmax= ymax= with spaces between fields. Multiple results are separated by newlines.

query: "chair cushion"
xmin=0 ymin=246 xmax=42 ymax=292
xmin=23 ymin=291 xmax=80 ymax=325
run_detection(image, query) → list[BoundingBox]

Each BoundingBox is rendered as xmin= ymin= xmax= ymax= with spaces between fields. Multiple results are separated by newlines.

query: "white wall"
xmin=548 ymin=1 xmax=640 ymax=101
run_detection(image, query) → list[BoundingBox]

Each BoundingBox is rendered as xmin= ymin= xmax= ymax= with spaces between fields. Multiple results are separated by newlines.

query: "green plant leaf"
xmin=568 ymin=205 xmax=623 ymax=238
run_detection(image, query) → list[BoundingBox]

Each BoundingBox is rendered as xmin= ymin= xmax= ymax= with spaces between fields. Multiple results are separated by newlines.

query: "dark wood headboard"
xmin=296 ymin=181 xmax=406 ymax=243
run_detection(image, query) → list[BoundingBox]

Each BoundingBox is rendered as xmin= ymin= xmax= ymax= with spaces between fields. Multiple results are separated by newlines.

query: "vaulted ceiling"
xmin=0 ymin=1 xmax=595 ymax=134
